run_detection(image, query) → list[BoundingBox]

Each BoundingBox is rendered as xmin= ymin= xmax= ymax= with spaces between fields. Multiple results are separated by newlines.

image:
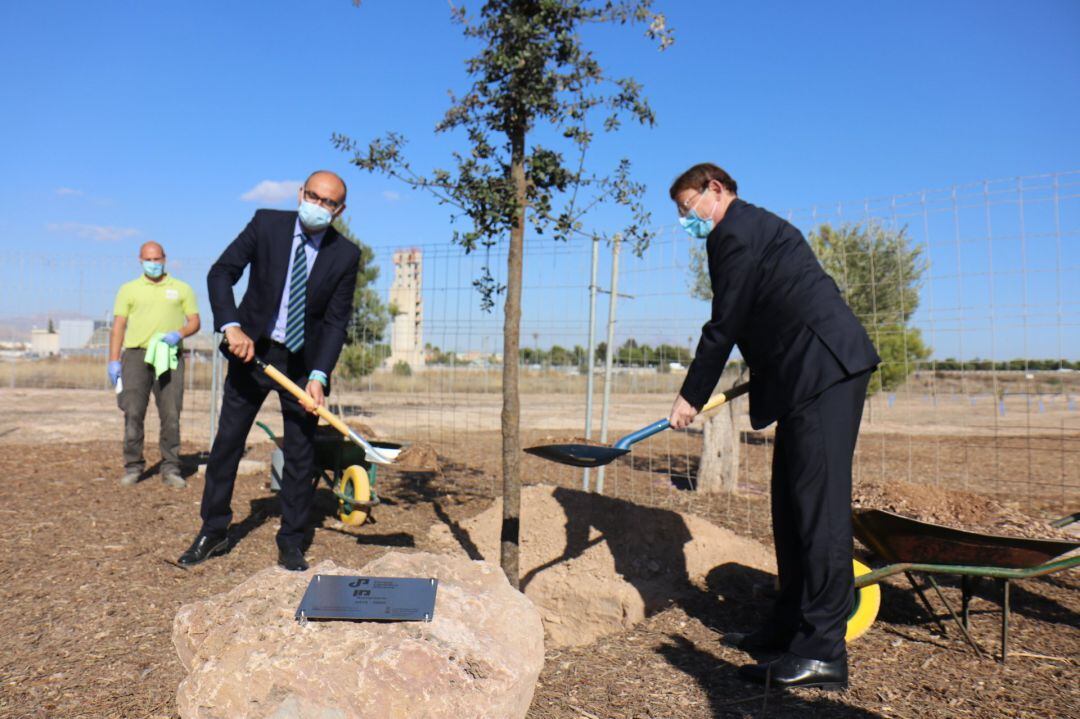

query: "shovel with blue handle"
xmin=524 ymin=381 xmax=750 ymax=468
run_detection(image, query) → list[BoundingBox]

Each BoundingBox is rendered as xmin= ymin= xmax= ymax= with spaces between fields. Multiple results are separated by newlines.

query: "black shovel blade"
xmin=523 ymin=443 xmax=630 ymax=468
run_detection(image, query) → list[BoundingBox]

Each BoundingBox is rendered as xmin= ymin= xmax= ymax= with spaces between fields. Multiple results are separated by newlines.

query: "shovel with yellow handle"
xmin=253 ymin=356 xmax=397 ymax=466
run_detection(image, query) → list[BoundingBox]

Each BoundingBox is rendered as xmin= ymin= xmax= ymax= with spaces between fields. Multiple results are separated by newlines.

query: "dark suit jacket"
xmin=680 ymin=199 xmax=880 ymax=429
xmin=207 ymin=209 xmax=360 ymax=376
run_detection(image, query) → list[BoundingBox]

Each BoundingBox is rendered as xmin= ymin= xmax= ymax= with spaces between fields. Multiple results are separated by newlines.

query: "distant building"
xmin=30 ymin=329 xmax=60 ymax=356
xmin=86 ymin=322 xmax=111 ymax=350
xmin=387 ymin=249 xmax=425 ymax=369
xmin=58 ymin=319 xmax=95 ymax=350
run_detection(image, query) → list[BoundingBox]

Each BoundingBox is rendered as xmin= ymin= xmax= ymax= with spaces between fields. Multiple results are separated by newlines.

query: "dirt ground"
xmin=0 ymin=426 xmax=1077 ymax=719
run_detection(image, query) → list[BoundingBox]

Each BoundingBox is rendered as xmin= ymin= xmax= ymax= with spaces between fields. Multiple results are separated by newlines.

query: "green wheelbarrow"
xmin=846 ymin=508 xmax=1080 ymax=661
xmin=256 ymin=421 xmax=405 ymax=527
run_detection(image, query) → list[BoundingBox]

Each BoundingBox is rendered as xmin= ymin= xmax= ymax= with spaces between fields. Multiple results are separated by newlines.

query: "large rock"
xmin=173 ymin=552 xmax=544 ymax=719
xmin=430 ymin=485 xmax=775 ymax=648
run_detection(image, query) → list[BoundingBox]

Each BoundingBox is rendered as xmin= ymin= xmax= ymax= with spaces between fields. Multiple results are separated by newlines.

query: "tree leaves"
xmin=336 ymin=0 xmax=672 ymax=309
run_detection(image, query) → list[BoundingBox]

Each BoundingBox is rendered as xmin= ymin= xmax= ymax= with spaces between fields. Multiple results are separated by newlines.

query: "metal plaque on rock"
xmin=295 ymin=575 xmax=438 ymax=622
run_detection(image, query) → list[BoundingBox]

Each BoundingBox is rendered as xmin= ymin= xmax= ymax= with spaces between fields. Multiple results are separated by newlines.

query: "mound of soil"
xmin=430 ymin=484 xmax=775 ymax=648
xmin=393 ymin=442 xmax=439 ymax=472
xmin=344 ymin=419 xmax=378 ymax=438
xmin=853 ymin=479 xmax=1076 ymax=541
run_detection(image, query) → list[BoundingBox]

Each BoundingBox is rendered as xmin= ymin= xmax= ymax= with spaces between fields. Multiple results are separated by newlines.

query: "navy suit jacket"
xmin=680 ymin=199 xmax=880 ymax=429
xmin=207 ymin=209 xmax=360 ymax=376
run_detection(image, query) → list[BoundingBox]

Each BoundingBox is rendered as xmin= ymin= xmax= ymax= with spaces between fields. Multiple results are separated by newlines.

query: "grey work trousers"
xmin=118 ymin=347 xmax=185 ymax=475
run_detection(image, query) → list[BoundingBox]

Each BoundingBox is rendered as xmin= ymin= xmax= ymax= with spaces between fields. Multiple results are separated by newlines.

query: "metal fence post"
xmin=596 ymin=233 xmax=621 ymax=495
xmin=583 ymin=235 xmax=600 ymax=492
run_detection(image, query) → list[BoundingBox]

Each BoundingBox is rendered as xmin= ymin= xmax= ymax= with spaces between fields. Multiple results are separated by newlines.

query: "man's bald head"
xmin=139 ymin=242 xmax=165 ymax=261
xmin=305 ymin=170 xmax=347 ymax=201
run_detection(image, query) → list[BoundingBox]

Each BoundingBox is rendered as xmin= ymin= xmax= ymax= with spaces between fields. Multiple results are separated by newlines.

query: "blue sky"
xmin=1 ymin=1 xmax=1078 ymax=359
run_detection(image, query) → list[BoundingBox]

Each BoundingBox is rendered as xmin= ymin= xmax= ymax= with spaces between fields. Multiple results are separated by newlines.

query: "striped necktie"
xmin=284 ymin=239 xmax=307 ymax=352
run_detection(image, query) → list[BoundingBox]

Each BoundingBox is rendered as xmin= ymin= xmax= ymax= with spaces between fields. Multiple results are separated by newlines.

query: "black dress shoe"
xmin=177 ymin=534 xmax=229 ymax=566
xmin=278 ymin=546 xmax=309 ymax=572
xmin=738 ymin=651 xmax=848 ymax=691
xmin=723 ymin=627 xmax=791 ymax=653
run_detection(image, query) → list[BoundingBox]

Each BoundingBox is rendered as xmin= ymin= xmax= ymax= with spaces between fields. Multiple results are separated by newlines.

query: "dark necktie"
xmin=284 ymin=239 xmax=307 ymax=352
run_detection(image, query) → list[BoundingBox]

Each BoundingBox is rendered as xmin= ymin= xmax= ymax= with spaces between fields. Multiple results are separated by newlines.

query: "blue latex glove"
xmin=108 ymin=360 xmax=122 ymax=386
xmin=162 ymin=331 xmax=182 ymax=346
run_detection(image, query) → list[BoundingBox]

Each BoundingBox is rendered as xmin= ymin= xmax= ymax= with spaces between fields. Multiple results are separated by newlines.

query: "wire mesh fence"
xmin=1 ymin=171 xmax=1077 ymax=522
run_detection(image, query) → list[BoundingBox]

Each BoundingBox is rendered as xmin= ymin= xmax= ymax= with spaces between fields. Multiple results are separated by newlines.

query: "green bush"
xmin=392 ymin=360 xmax=412 ymax=377
xmin=336 ymin=344 xmax=379 ymax=380
xmin=868 ymin=324 xmax=931 ymax=395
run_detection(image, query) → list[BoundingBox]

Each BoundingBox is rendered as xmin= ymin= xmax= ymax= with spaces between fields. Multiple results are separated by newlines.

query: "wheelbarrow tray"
xmin=853 ymin=508 xmax=1080 ymax=570
xmin=311 ymin=426 xmax=404 ymax=469
xmin=268 ymin=424 xmax=404 ymax=468
xmin=850 ymin=508 xmax=1080 ymax=661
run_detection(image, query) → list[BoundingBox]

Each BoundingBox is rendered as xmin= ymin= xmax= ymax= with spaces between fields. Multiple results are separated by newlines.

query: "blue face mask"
xmin=298 ymin=200 xmax=334 ymax=232
xmin=678 ymin=189 xmax=716 ymax=239
xmin=142 ymin=261 xmax=164 ymax=278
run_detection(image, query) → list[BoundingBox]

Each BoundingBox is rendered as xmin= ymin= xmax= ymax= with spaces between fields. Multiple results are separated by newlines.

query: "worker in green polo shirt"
xmin=108 ymin=241 xmax=201 ymax=488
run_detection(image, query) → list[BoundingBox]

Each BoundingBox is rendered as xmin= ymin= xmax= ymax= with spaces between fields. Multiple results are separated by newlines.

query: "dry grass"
xmin=338 ymin=366 xmax=691 ymax=395
xmin=3 ymin=355 xmax=214 ymax=390
xmin=12 ymin=355 xmax=1077 ymax=400
xmin=903 ymin=370 xmax=1080 ymax=398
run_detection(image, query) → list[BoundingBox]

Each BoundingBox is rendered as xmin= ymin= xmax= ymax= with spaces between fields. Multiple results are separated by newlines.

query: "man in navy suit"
xmin=178 ymin=170 xmax=360 ymax=571
xmin=668 ymin=163 xmax=880 ymax=690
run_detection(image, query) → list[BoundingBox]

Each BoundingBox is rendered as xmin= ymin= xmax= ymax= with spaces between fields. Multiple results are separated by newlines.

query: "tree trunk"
xmin=500 ymin=128 xmax=527 ymax=589
xmin=696 ymin=399 xmax=740 ymax=493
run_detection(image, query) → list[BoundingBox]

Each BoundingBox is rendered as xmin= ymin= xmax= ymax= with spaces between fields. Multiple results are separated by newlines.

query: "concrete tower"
xmin=387 ymin=248 xmax=424 ymax=369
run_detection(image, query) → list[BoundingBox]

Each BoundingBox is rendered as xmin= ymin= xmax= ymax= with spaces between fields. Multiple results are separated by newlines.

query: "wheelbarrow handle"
xmin=254 ymin=358 xmax=395 ymax=466
xmin=612 ymin=381 xmax=750 ymax=451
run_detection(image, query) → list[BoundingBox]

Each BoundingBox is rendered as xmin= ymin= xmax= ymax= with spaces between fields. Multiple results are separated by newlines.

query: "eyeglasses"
xmin=676 ymin=187 xmax=709 ymax=218
xmin=303 ymin=187 xmax=343 ymax=211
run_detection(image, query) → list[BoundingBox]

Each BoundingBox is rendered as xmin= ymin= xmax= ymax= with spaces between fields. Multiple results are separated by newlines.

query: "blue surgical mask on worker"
xmin=679 ymin=189 xmax=716 ymax=239
xmin=298 ymin=200 xmax=333 ymax=232
xmin=142 ymin=261 xmax=164 ymax=278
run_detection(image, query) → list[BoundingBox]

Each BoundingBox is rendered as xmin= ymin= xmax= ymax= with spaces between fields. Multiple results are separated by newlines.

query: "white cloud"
xmin=47 ymin=222 xmax=140 ymax=243
xmin=382 ymin=190 xmax=401 ymax=202
xmin=240 ymin=179 xmax=302 ymax=204
xmin=55 ymin=187 xmax=84 ymax=196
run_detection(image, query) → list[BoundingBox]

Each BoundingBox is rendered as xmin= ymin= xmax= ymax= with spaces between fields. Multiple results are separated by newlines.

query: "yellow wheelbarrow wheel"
xmin=846 ymin=558 xmax=881 ymax=642
xmin=336 ymin=464 xmax=372 ymax=526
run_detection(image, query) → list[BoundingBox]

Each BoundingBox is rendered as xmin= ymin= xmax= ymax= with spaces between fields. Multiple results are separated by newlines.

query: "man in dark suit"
xmin=668 ymin=163 xmax=880 ymax=690
xmin=178 ymin=170 xmax=360 ymax=572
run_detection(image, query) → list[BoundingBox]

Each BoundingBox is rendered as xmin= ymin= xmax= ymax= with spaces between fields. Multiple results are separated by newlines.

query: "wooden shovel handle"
xmin=259 ymin=361 xmax=353 ymax=438
xmin=699 ymin=381 xmax=751 ymax=414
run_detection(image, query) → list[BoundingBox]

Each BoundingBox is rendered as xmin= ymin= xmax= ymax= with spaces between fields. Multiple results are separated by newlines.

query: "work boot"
xmin=162 ymin=472 xmax=187 ymax=489
xmin=119 ymin=470 xmax=141 ymax=487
